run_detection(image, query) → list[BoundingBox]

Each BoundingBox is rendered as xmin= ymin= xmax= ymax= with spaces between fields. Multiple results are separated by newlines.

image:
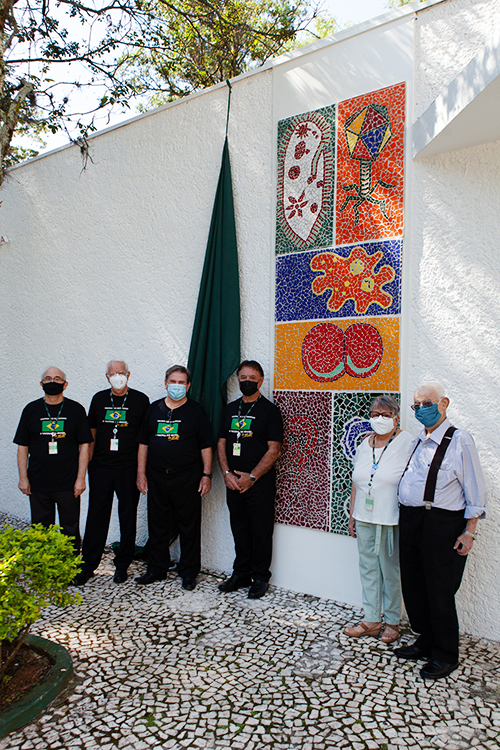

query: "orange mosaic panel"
xmin=336 ymin=83 xmax=405 ymax=245
xmin=274 ymin=317 xmax=399 ymax=392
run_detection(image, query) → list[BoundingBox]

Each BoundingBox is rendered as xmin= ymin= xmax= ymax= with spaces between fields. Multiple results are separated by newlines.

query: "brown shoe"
xmin=343 ymin=621 xmax=382 ymax=638
xmin=381 ymin=624 xmax=400 ymax=644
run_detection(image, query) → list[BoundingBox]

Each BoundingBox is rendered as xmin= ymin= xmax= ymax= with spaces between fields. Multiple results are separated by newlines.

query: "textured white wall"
xmin=414 ymin=0 xmax=500 ymax=119
xmin=410 ymin=141 xmax=500 ymax=640
xmin=0 ymin=71 xmax=273 ymax=576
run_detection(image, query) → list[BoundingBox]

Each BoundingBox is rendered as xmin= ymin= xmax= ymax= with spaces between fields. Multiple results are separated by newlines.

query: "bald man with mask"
xmin=14 ymin=366 xmax=93 ymax=552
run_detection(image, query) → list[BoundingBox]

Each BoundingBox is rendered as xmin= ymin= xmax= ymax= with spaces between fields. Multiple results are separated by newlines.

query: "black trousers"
xmin=226 ymin=472 xmax=276 ymax=582
xmin=81 ymin=463 xmax=140 ymax=573
xmin=146 ymin=465 xmax=201 ymax=578
xmin=399 ymin=505 xmax=468 ymax=664
xmin=30 ymin=491 xmax=81 ymax=553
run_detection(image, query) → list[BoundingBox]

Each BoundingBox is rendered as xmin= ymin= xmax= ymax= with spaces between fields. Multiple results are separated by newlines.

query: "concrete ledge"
xmin=0 ymin=635 xmax=74 ymax=739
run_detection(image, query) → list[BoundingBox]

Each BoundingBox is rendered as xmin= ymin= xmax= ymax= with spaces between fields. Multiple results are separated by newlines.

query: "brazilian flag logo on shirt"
xmin=42 ymin=420 xmax=64 ymax=433
xmin=231 ymin=417 xmax=252 ymax=431
xmin=157 ymin=422 xmax=179 ymax=435
xmin=105 ymin=409 xmax=126 ymax=422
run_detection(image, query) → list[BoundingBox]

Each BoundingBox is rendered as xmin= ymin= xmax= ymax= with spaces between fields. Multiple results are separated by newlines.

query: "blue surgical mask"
xmin=167 ymin=384 xmax=187 ymax=401
xmin=415 ymin=403 xmax=441 ymax=428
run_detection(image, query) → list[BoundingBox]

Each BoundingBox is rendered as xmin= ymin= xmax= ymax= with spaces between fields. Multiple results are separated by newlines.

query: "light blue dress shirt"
xmin=398 ymin=418 xmax=487 ymax=519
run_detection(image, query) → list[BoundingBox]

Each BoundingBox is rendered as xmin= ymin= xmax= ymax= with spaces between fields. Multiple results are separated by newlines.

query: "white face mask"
xmin=109 ymin=374 xmax=128 ymax=390
xmin=370 ymin=415 xmax=395 ymax=435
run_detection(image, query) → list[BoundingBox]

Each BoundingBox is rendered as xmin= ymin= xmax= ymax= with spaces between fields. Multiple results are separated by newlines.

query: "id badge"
xmin=49 ymin=441 xmax=58 ymax=455
xmin=365 ymin=496 xmax=373 ymax=511
xmin=233 ymin=442 xmax=241 ymax=457
xmin=110 ymin=439 xmax=119 ymax=451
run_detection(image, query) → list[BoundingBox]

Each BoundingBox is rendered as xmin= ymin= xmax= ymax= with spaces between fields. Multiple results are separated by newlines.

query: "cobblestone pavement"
xmin=1 ymin=533 xmax=500 ymax=749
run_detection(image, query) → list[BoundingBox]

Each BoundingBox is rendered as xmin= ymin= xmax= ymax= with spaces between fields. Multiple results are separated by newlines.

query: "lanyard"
xmin=110 ymin=389 xmax=129 ymax=414
xmin=43 ymin=397 xmax=64 ymax=421
xmin=367 ymin=430 xmax=398 ymax=497
xmin=236 ymin=396 xmax=260 ymax=439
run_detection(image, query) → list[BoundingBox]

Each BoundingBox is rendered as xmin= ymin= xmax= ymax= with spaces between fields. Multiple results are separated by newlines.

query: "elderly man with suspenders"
xmin=395 ymin=381 xmax=487 ymax=679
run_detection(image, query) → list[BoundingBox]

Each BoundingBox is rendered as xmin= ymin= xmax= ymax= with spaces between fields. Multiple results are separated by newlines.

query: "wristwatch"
xmin=223 ymin=470 xmax=231 ymax=476
xmin=249 ymin=473 xmax=257 ymax=483
xmin=464 ymin=529 xmax=477 ymax=540
xmin=203 ymin=473 xmax=213 ymax=479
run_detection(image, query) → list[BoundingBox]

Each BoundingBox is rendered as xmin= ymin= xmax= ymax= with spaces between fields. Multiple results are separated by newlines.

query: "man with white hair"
xmin=395 ymin=381 xmax=487 ymax=679
xmin=74 ymin=360 xmax=149 ymax=585
xmin=14 ymin=366 xmax=93 ymax=552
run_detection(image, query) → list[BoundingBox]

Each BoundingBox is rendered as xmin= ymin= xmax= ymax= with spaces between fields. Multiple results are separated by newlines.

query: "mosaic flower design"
xmin=310 ymin=245 xmax=395 ymax=314
xmin=275 ymin=240 xmax=402 ymax=322
xmin=274 ymin=390 xmax=332 ymax=532
xmin=276 ymin=106 xmax=335 ymax=254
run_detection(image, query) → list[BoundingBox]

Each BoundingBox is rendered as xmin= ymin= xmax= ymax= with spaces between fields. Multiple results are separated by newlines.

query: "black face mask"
xmin=239 ymin=380 xmax=258 ymax=397
xmin=42 ymin=382 xmax=65 ymax=395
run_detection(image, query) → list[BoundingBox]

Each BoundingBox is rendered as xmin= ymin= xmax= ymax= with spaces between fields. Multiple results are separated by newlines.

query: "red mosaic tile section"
xmin=336 ymin=83 xmax=405 ymax=245
xmin=274 ymin=390 xmax=332 ymax=532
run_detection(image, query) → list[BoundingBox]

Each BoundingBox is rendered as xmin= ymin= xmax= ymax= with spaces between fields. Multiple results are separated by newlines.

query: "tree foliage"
xmin=0 ymin=524 xmax=81 ymax=683
xmin=3 ymin=0 xmax=319 ymax=180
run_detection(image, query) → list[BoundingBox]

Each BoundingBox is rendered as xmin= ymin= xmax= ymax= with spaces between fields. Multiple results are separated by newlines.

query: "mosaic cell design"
xmin=275 ymin=317 xmax=399 ymax=392
xmin=336 ymin=83 xmax=405 ymax=245
xmin=276 ymin=106 xmax=335 ymax=254
xmin=273 ymin=390 xmax=333 ymax=532
xmin=275 ymin=240 xmax=401 ymax=322
xmin=331 ymin=391 xmax=400 ymax=535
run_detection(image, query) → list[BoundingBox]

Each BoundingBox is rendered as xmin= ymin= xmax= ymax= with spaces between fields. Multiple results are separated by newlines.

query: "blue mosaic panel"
xmin=331 ymin=391 xmax=400 ymax=535
xmin=276 ymin=240 xmax=401 ymax=322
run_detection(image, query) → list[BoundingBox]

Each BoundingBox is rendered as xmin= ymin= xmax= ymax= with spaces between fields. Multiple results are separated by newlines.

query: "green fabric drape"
xmin=187 ymin=136 xmax=241 ymax=436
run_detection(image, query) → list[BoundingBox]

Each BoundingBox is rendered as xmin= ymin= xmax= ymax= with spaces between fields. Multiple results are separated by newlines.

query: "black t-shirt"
xmin=219 ymin=395 xmax=283 ymax=473
xmin=137 ymin=397 xmax=213 ymax=471
xmin=14 ymin=397 xmax=93 ymax=493
xmin=88 ymin=388 xmax=150 ymax=469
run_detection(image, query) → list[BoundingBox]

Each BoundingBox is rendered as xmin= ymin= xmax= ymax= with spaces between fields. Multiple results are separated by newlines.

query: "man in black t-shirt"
xmin=74 ymin=360 xmax=150 ymax=586
xmin=136 ymin=365 xmax=213 ymax=591
xmin=14 ymin=366 xmax=93 ymax=552
xmin=218 ymin=360 xmax=283 ymax=599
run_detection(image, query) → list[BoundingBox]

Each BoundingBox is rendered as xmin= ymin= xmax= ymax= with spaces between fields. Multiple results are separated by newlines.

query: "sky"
xmin=13 ymin=0 xmax=390 ymax=156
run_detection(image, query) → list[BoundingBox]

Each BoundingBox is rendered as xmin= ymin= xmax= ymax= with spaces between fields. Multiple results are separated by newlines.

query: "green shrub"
xmin=0 ymin=524 xmax=82 ymax=683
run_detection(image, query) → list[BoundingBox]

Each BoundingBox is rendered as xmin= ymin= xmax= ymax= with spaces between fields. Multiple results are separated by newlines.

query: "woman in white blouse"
xmin=344 ymin=395 xmax=414 ymax=644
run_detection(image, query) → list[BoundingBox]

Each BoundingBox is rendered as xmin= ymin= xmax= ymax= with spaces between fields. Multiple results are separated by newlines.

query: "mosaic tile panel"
xmin=276 ymin=240 xmax=402 ymax=322
xmin=276 ymin=106 xmax=335 ymax=255
xmin=275 ymin=317 xmax=399 ymax=392
xmin=331 ymin=391 xmax=400 ymax=535
xmin=336 ymin=83 xmax=405 ymax=245
xmin=273 ymin=390 xmax=333 ymax=532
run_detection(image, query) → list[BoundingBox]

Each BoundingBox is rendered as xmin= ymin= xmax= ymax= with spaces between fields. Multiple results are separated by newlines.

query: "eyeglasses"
xmin=369 ymin=412 xmax=394 ymax=419
xmin=42 ymin=376 xmax=65 ymax=383
xmin=411 ymin=400 xmax=437 ymax=412
xmin=108 ymin=371 xmax=127 ymax=376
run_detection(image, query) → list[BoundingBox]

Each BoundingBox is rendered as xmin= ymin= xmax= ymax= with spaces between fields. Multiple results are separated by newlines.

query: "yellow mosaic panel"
xmin=274 ymin=317 xmax=399 ymax=392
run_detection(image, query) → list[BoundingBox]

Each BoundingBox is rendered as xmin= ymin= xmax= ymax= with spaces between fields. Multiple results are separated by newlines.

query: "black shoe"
xmin=248 ymin=580 xmax=268 ymax=599
xmin=393 ymin=642 xmax=432 ymax=660
xmin=420 ymin=660 xmax=459 ymax=680
xmin=113 ymin=570 xmax=128 ymax=584
xmin=134 ymin=572 xmax=166 ymax=585
xmin=182 ymin=577 xmax=196 ymax=591
xmin=218 ymin=574 xmax=252 ymax=593
xmin=72 ymin=570 xmax=94 ymax=586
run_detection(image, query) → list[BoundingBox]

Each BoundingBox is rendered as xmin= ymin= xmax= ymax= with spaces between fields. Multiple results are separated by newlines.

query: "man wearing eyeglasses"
xmin=395 ymin=381 xmax=487 ymax=680
xmin=14 ymin=366 xmax=93 ymax=552
xmin=74 ymin=360 xmax=150 ymax=586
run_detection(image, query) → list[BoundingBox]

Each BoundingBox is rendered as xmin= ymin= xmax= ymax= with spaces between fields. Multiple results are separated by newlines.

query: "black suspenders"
xmin=423 ymin=426 xmax=457 ymax=509
xmin=399 ymin=425 xmax=457 ymax=509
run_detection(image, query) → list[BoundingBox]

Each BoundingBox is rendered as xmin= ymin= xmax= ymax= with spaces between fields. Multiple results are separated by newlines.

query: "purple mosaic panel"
xmin=273 ymin=390 xmax=332 ymax=532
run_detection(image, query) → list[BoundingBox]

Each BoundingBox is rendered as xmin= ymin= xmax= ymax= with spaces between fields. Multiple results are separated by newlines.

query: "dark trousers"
xmin=399 ymin=505 xmax=468 ymax=664
xmin=226 ymin=473 xmax=276 ymax=582
xmin=81 ymin=463 xmax=140 ymax=573
xmin=30 ymin=491 xmax=81 ymax=553
xmin=146 ymin=465 xmax=201 ymax=578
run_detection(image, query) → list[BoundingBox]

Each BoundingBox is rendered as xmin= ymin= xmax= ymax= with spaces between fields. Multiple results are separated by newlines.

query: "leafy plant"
xmin=0 ymin=524 xmax=81 ymax=684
